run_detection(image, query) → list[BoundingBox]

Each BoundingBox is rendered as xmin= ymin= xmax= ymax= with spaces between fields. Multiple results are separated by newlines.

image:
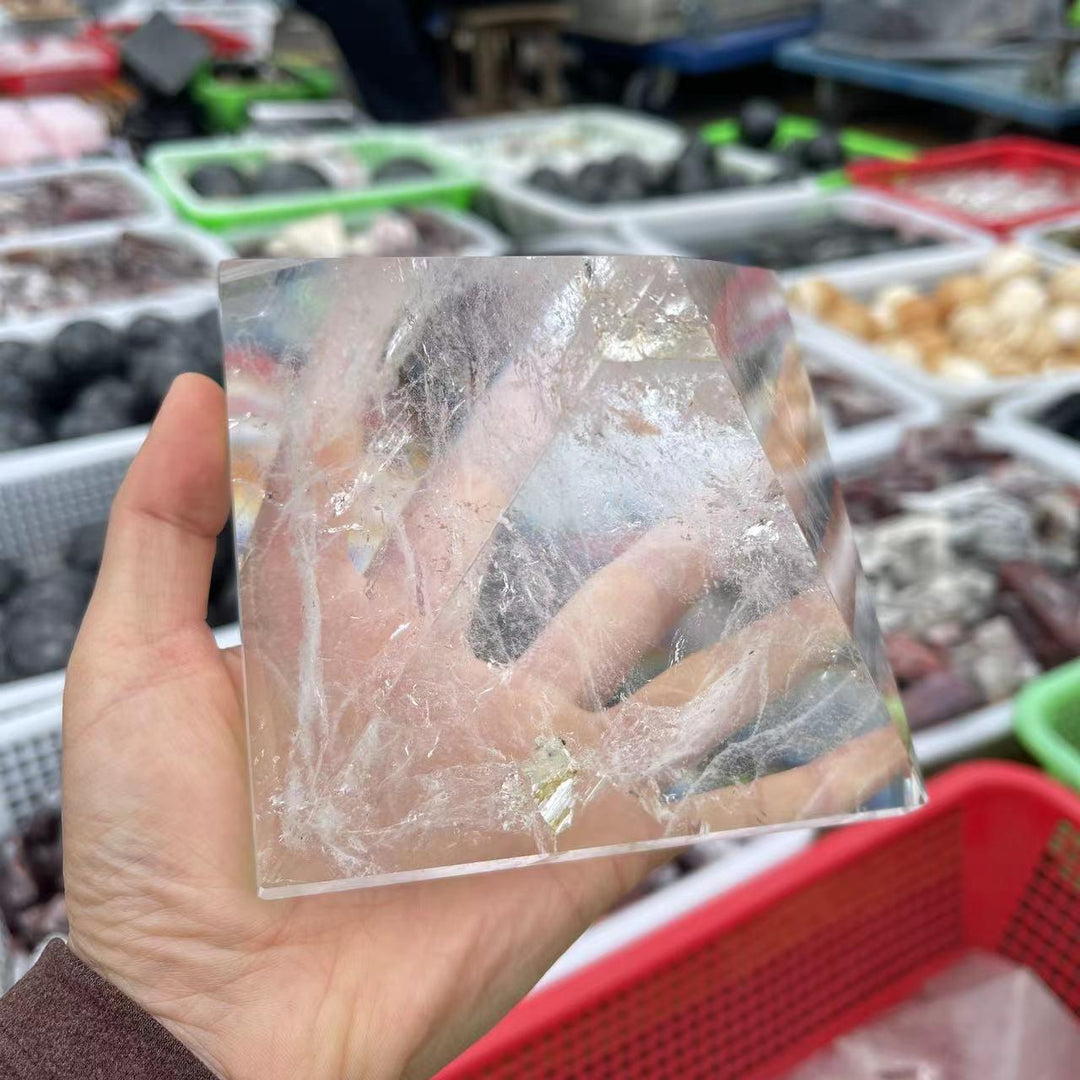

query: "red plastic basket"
xmin=0 ymin=34 xmax=119 ymax=96
xmin=438 ymin=763 xmax=1080 ymax=1079
xmin=848 ymin=137 xmax=1080 ymax=237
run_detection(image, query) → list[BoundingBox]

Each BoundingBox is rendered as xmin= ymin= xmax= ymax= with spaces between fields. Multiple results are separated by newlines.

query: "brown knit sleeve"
xmin=0 ymin=940 xmax=218 ymax=1079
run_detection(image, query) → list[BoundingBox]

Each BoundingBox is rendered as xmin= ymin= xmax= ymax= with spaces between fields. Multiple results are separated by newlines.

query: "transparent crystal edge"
xmin=258 ymin=778 xmax=928 ymax=899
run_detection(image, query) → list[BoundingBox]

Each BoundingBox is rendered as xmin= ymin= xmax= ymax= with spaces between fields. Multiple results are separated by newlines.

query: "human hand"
xmin=62 ymin=374 xmax=903 ymax=1080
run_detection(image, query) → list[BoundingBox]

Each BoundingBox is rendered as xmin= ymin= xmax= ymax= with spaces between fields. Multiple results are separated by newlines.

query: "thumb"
xmin=62 ymin=375 xmax=253 ymax=912
xmin=82 ymin=374 xmax=230 ymax=648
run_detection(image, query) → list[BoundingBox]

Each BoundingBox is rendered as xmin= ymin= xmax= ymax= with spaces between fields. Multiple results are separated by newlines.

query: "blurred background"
xmin=2 ymin=2 xmax=1080 ymax=1076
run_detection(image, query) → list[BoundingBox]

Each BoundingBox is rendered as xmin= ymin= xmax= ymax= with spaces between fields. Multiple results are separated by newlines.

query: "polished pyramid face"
xmin=221 ymin=255 xmax=924 ymax=898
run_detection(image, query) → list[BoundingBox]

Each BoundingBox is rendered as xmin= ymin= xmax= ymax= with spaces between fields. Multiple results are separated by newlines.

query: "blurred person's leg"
xmin=299 ymin=0 xmax=445 ymax=120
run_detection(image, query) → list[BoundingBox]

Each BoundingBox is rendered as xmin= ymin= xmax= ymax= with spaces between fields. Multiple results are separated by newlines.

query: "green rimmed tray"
xmin=1015 ymin=659 xmax=1080 ymax=792
xmin=701 ymin=114 xmax=917 ymax=189
xmin=191 ymin=63 xmax=339 ymax=134
xmin=146 ymin=131 xmax=477 ymax=233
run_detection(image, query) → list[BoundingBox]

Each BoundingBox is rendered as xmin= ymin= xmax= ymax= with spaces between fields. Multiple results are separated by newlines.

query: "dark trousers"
xmin=300 ymin=0 xmax=445 ymax=121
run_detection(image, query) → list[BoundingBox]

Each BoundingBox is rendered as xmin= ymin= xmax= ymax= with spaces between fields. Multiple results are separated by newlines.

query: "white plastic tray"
xmin=802 ymin=332 xmax=942 ymax=464
xmin=482 ymin=152 xmax=785 ymax=240
xmin=912 ymin=700 xmax=1014 ymax=770
xmin=0 ymin=160 xmax=172 ymax=250
xmin=790 ymin=244 xmax=1075 ymax=411
xmin=222 ymin=205 xmax=509 ymax=257
xmin=509 ymin=231 xmax=652 ymax=255
xmin=461 ymin=112 xmax=787 ymax=239
xmin=0 ymin=672 xmax=66 ymax=724
xmin=988 ymin=371 xmax=1080 ymax=475
xmin=838 ymin=418 xmax=1080 ymax=768
xmin=618 ymin=188 xmax=995 ymax=282
xmin=428 ymin=106 xmax=686 ymax=180
xmin=1015 ymin=211 xmax=1080 ymax=266
xmin=0 ymin=221 xmax=231 ymax=337
xmin=0 ymin=289 xmax=221 ymax=483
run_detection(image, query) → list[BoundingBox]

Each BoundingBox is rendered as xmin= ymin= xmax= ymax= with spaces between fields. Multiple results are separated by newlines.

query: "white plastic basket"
xmin=0 ymin=222 xmax=231 ymax=337
xmin=0 ymin=436 xmax=135 ymax=717
xmin=0 ymin=160 xmax=173 ymax=250
xmin=838 ymin=418 xmax=1080 ymax=767
xmin=789 ymin=244 xmax=1076 ymax=411
xmin=0 ymin=438 xmax=132 ymax=581
xmin=0 ymin=703 xmax=61 ymax=839
xmin=618 ymin=188 xmax=995 ymax=282
xmin=911 ymin=700 xmax=1014 ymax=770
xmin=0 ymin=701 xmax=61 ymax=995
xmin=0 ymin=422 xmax=238 ymax=715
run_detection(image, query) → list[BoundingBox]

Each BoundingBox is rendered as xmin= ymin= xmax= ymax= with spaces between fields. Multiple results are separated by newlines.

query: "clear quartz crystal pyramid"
xmin=221 ymin=255 xmax=925 ymax=897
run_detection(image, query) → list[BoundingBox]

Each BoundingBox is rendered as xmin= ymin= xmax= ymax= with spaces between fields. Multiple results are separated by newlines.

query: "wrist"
xmin=66 ymin=932 xmax=234 ymax=1079
xmin=11 ymin=938 xmax=228 ymax=1080
xmin=65 ymin=930 xmax=410 ymax=1080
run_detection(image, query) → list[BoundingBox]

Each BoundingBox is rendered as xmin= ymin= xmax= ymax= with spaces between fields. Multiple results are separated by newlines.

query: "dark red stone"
xmin=13 ymin=892 xmax=67 ymax=950
xmin=998 ymin=562 xmax=1080 ymax=664
xmin=885 ymin=633 xmax=946 ymax=685
xmin=842 ymin=425 xmax=1016 ymax=524
xmin=0 ymin=839 xmax=37 ymax=921
xmin=901 ymin=670 xmax=985 ymax=730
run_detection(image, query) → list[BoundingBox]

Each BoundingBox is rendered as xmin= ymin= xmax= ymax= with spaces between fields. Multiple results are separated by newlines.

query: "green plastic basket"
xmin=146 ymin=131 xmax=478 ymax=233
xmin=191 ymin=64 xmax=339 ymax=134
xmin=1015 ymin=659 xmax=1080 ymax=791
xmin=701 ymin=115 xmax=917 ymax=189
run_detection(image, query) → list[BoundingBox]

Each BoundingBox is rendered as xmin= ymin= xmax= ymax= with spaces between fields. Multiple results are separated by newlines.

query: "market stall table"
xmin=777 ymin=38 xmax=1080 ymax=134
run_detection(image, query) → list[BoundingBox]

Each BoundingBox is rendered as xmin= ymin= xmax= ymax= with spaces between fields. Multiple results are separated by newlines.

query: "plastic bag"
xmin=788 ymin=950 xmax=1080 ymax=1079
